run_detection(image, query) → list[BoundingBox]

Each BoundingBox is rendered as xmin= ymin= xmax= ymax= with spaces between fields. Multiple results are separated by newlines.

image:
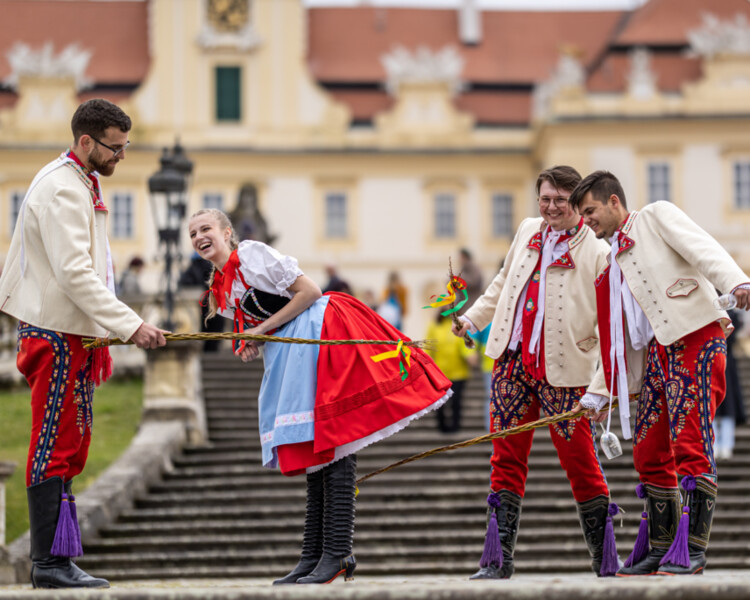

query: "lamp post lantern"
xmin=148 ymin=143 xmax=193 ymax=330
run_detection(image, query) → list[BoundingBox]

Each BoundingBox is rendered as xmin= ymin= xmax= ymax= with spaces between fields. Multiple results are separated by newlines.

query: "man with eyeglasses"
xmin=452 ymin=165 xmax=621 ymax=579
xmin=0 ymin=98 xmax=167 ymax=589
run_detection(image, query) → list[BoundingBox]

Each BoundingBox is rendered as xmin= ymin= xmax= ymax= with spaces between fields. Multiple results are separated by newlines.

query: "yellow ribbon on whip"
xmin=370 ymin=339 xmax=412 ymax=380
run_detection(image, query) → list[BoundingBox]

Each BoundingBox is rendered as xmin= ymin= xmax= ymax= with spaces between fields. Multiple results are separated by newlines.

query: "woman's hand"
xmin=236 ymin=341 xmax=261 ymax=362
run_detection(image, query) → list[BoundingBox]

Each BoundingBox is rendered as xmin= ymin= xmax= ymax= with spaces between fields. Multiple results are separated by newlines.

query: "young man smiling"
xmin=453 ymin=166 xmax=620 ymax=579
xmin=570 ymin=170 xmax=750 ymax=576
xmin=0 ymin=99 xmax=167 ymax=588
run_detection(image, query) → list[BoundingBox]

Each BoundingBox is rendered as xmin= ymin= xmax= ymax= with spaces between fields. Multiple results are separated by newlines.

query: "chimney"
xmin=459 ymin=0 xmax=482 ymax=46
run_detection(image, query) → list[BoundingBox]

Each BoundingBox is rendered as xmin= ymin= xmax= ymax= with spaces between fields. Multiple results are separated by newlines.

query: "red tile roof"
xmin=0 ymin=0 xmax=149 ymax=86
xmin=308 ymin=7 xmax=625 ymax=84
xmin=1 ymin=1 xmax=747 ymax=127
xmin=614 ymin=0 xmax=750 ymax=46
xmin=587 ymin=53 xmax=703 ymax=94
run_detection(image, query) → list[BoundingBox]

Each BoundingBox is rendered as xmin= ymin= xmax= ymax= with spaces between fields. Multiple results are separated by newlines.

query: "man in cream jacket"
xmin=571 ymin=170 xmax=750 ymax=577
xmin=0 ymin=99 xmax=166 ymax=589
xmin=453 ymin=166 xmax=620 ymax=579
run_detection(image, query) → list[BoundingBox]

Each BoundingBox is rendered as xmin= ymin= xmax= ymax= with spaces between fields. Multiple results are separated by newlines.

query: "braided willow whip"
xmin=448 ymin=257 xmax=475 ymax=350
xmin=356 ymin=402 xmax=619 ymax=486
xmin=82 ymin=332 xmax=432 ymax=351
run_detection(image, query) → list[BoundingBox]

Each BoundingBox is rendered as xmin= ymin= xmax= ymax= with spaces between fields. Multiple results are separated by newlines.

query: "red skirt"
xmin=276 ymin=292 xmax=452 ymax=475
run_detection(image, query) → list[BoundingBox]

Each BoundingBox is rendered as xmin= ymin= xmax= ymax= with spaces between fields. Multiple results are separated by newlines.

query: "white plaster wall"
xmin=590 ymin=146 xmax=638 ymax=207
xmin=683 ymin=144 xmax=723 ymax=233
xmin=264 ymin=177 xmax=315 ymax=259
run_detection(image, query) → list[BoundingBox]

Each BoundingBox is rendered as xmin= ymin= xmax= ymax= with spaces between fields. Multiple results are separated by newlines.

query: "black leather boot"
xmin=657 ymin=476 xmax=717 ymax=576
xmin=297 ymin=455 xmax=357 ymax=584
xmin=28 ymin=477 xmax=109 ymax=589
xmin=577 ymin=495 xmax=621 ymax=577
xmin=617 ymin=484 xmax=681 ymax=577
xmin=469 ymin=490 xmax=522 ymax=580
xmin=273 ymin=469 xmax=325 ymax=584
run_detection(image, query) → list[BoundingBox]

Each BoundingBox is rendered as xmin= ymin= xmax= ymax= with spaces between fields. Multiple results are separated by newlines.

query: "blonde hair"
xmin=190 ymin=208 xmax=239 ymax=322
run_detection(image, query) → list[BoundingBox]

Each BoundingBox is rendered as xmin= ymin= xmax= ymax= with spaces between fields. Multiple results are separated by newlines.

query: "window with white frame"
xmin=10 ymin=191 xmax=24 ymax=234
xmin=434 ymin=193 xmax=456 ymax=238
xmin=111 ymin=193 xmax=134 ymax=238
xmin=647 ymin=162 xmax=671 ymax=203
xmin=734 ymin=161 xmax=750 ymax=209
xmin=491 ymin=193 xmax=513 ymax=237
xmin=325 ymin=192 xmax=347 ymax=238
xmin=202 ymin=193 xmax=223 ymax=210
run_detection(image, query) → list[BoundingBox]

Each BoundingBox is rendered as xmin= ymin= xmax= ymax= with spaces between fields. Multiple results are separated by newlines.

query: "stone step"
xmin=81 ymin=353 xmax=750 ymax=581
xmin=71 ymin=552 xmax=750 ymax=582
xmin=74 ymin=538 xmax=750 ymax=573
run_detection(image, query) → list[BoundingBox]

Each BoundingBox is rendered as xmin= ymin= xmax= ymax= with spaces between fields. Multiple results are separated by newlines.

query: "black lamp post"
xmin=148 ymin=142 xmax=193 ymax=330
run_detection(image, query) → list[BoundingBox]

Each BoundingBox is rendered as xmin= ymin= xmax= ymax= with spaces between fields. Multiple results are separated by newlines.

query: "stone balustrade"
xmin=0 ymin=461 xmax=16 ymax=584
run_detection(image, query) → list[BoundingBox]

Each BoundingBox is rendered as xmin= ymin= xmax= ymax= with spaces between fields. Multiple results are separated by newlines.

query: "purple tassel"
xmin=624 ymin=511 xmax=650 ymax=567
xmin=635 ymin=483 xmax=647 ymax=499
xmin=479 ymin=492 xmax=503 ymax=569
xmin=659 ymin=506 xmax=691 ymax=568
xmin=599 ymin=503 xmax=620 ymax=576
xmin=68 ymin=493 xmax=83 ymax=555
xmin=681 ymin=475 xmax=697 ymax=494
xmin=479 ymin=511 xmax=502 ymax=568
xmin=50 ymin=493 xmax=83 ymax=557
xmin=659 ymin=476 xmax=696 ymax=568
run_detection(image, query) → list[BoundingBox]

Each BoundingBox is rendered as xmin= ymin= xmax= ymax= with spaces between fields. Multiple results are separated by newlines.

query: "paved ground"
xmin=1 ymin=571 xmax=750 ymax=599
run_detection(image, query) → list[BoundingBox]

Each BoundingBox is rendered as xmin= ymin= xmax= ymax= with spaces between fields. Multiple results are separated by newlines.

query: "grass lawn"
xmin=0 ymin=377 xmax=143 ymax=543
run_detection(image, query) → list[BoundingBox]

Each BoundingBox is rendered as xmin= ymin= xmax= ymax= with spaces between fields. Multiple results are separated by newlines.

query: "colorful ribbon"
xmin=423 ymin=276 xmax=469 ymax=316
xmin=370 ymin=339 xmax=412 ymax=381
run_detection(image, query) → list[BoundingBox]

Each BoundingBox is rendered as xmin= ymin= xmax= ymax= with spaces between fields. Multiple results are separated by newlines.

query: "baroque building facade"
xmin=0 ymin=0 xmax=749 ymax=336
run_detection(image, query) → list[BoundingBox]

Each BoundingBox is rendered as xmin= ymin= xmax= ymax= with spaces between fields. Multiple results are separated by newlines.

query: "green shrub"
xmin=0 ymin=377 xmax=143 ymax=543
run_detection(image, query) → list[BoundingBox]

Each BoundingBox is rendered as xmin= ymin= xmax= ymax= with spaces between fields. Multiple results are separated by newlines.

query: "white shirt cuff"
xmin=731 ymin=283 xmax=750 ymax=293
xmin=579 ymin=392 xmax=609 ymax=411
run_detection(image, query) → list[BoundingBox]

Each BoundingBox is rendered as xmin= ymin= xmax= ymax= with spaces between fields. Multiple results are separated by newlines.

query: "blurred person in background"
xmin=117 ymin=255 xmax=144 ymax=296
xmin=380 ymin=271 xmax=408 ymax=330
xmin=714 ymin=308 xmax=746 ymax=460
xmin=427 ymin=310 xmax=478 ymax=433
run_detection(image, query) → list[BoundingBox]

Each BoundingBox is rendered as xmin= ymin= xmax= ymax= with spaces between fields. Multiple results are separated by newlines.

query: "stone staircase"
xmin=76 ymin=352 xmax=750 ymax=580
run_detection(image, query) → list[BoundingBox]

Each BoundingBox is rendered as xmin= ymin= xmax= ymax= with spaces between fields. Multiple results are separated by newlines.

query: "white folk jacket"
xmin=0 ymin=158 xmax=142 ymax=340
xmin=464 ymin=217 xmax=609 ymax=392
xmin=586 ymin=201 xmax=750 ymax=397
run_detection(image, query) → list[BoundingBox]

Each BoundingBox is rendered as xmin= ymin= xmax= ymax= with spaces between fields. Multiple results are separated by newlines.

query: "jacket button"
xmin=559 ymin=352 xmax=564 ymax=356
xmin=494 ymin=337 xmax=499 ymax=341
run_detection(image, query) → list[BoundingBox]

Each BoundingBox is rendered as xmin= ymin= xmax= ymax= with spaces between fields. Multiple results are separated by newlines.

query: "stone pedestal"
xmin=142 ymin=341 xmax=207 ymax=444
xmin=0 ymin=461 xmax=17 ymax=584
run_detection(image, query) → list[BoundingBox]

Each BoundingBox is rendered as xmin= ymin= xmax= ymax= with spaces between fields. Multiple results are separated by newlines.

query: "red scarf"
xmin=210 ymin=250 xmax=242 ymax=312
xmin=209 ymin=250 xmax=264 ymax=353
xmin=520 ymin=226 xmax=575 ymax=380
xmin=66 ymin=150 xmax=106 ymax=211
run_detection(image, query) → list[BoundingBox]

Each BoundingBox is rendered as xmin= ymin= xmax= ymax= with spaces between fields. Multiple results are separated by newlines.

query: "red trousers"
xmin=633 ymin=322 xmax=726 ymax=488
xmin=489 ymin=350 xmax=610 ymax=502
xmin=16 ymin=323 xmax=95 ymax=486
